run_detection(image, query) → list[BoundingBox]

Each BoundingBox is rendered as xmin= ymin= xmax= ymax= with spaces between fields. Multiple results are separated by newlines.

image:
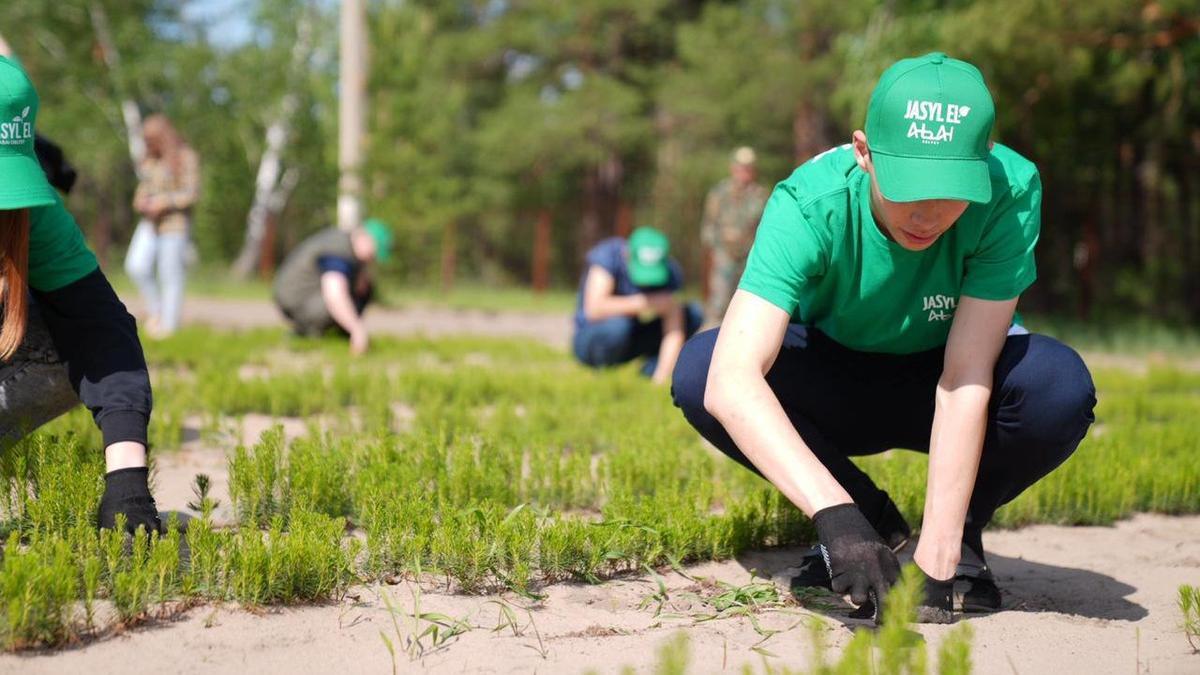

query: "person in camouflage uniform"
xmin=701 ymin=147 xmax=769 ymax=324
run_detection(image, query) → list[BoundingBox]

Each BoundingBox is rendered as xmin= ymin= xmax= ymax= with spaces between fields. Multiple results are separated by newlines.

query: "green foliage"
xmin=5 ymin=328 xmax=1200 ymax=652
xmin=1180 ymin=584 xmax=1200 ymax=653
xmin=0 ymin=532 xmax=78 ymax=650
xmin=6 ymin=1 xmax=1198 ymax=315
xmin=228 ymin=511 xmax=358 ymax=606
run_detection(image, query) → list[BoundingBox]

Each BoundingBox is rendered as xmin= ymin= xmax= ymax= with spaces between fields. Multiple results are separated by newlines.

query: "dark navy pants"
xmin=671 ymin=326 xmax=1096 ymax=538
xmin=574 ymin=302 xmax=704 ymax=377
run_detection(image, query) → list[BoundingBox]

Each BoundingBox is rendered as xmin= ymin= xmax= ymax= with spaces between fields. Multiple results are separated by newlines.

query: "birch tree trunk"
xmin=231 ymin=17 xmax=315 ymax=279
xmin=89 ymin=3 xmax=145 ymax=172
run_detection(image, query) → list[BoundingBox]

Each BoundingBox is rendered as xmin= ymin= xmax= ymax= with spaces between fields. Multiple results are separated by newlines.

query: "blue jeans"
xmin=574 ymin=302 xmax=704 ymax=377
xmin=124 ymin=220 xmax=188 ymax=332
xmin=671 ymin=326 xmax=1096 ymax=535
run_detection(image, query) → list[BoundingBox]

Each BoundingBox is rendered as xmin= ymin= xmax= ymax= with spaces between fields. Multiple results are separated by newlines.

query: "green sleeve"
xmin=961 ymin=173 xmax=1041 ymax=302
xmin=737 ymin=184 xmax=827 ymax=316
xmin=28 ymin=194 xmax=99 ymax=292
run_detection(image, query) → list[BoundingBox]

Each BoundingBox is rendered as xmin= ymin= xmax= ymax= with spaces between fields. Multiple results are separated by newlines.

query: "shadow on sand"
xmin=735 ymin=544 xmax=1147 ymax=624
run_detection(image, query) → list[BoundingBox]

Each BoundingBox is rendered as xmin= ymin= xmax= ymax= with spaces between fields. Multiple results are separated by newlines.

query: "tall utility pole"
xmin=338 ymin=0 xmax=368 ymax=231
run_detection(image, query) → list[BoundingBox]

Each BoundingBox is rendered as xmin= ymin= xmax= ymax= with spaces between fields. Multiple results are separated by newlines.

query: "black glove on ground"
xmin=916 ymin=566 xmax=955 ymax=624
xmin=813 ymin=503 xmax=901 ymax=610
xmin=98 ymin=467 xmax=162 ymax=535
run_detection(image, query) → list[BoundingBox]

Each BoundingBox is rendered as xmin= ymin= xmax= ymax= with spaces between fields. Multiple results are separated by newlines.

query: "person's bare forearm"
xmin=651 ymin=305 xmax=685 ymax=383
xmin=913 ymin=380 xmax=990 ymax=579
xmin=321 ymin=278 xmax=365 ymax=335
xmin=707 ymin=370 xmax=852 ymax=516
xmin=584 ymin=293 xmax=646 ymax=321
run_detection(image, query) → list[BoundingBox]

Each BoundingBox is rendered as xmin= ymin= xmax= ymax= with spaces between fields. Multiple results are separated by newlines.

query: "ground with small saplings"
xmin=1 ymin=317 xmax=1199 ymax=673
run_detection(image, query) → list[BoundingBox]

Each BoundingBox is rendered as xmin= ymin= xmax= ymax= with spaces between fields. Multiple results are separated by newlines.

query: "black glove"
xmin=98 ymin=467 xmax=162 ymax=535
xmin=916 ymin=566 xmax=955 ymax=624
xmin=813 ymin=503 xmax=900 ymax=613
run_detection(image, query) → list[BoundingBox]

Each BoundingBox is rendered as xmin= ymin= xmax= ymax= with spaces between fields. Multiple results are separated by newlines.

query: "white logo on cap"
xmin=903 ymin=100 xmax=970 ymax=145
xmin=637 ymin=247 xmax=664 ymax=265
xmin=0 ymin=106 xmax=32 ymax=146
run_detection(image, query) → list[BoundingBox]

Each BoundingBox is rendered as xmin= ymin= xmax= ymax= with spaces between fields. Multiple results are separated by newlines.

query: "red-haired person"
xmin=0 ymin=56 xmax=159 ymax=534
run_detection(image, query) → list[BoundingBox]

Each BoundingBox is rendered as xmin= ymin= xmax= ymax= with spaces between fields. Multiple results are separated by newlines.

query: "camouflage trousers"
xmin=705 ymin=257 xmax=746 ymax=325
xmin=0 ymin=304 xmax=80 ymax=450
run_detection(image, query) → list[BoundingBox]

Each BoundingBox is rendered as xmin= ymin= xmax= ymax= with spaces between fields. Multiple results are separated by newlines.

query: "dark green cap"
xmin=627 ymin=226 xmax=670 ymax=288
xmin=866 ymin=52 xmax=996 ymax=203
xmin=0 ymin=56 xmax=56 ymax=210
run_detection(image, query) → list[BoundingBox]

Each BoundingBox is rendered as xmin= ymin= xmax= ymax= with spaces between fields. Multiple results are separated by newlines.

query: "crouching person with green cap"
xmin=0 ymin=56 xmax=160 ymax=535
xmin=273 ymin=218 xmax=393 ymax=355
xmin=573 ymin=226 xmax=703 ymax=383
xmin=671 ymin=53 xmax=1096 ymax=622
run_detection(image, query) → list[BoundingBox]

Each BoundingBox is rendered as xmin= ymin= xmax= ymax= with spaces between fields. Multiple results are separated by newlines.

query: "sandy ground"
xmin=21 ymin=295 xmax=1188 ymax=673
xmin=2 ymin=434 xmax=1197 ymax=674
xmin=127 ymin=295 xmax=1200 ymax=374
xmin=126 ymin=295 xmax=575 ymax=350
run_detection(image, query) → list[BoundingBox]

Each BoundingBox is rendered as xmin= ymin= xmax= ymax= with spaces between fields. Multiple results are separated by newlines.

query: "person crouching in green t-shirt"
xmin=671 ymin=53 xmax=1095 ymax=623
xmin=0 ymin=56 xmax=160 ymax=536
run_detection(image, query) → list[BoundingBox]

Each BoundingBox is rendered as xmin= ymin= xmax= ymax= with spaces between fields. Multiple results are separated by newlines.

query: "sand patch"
xmin=4 ymin=515 xmax=1198 ymax=673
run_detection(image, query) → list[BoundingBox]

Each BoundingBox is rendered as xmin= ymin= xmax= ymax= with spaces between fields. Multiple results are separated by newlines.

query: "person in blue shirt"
xmin=572 ymin=227 xmax=702 ymax=383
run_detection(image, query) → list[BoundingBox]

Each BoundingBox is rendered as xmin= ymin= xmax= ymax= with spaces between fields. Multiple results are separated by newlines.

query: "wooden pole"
xmin=532 ymin=210 xmax=552 ymax=294
xmin=441 ymin=220 xmax=458 ymax=291
xmin=338 ymin=0 xmax=368 ymax=231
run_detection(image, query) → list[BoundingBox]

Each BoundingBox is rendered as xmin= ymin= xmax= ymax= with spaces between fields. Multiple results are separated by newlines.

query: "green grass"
xmin=1181 ymin=584 xmax=1200 ymax=653
xmin=1 ymin=325 xmax=1198 ymax=650
xmin=1023 ymin=313 xmax=1200 ymax=357
xmin=108 ymin=267 xmax=578 ymax=314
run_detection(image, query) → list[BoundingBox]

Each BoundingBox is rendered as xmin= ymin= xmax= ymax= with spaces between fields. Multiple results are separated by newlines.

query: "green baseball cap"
xmin=0 ymin=56 xmax=56 ymax=210
xmin=627 ymin=226 xmax=671 ymax=288
xmin=363 ymin=217 xmax=394 ymax=263
xmin=865 ymin=52 xmax=995 ymax=204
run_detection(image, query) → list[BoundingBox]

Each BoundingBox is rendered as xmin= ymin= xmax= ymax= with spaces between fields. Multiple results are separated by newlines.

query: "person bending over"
xmin=573 ymin=226 xmax=702 ymax=384
xmin=0 ymin=56 xmax=159 ymax=535
xmin=671 ymin=53 xmax=1095 ymax=622
xmin=273 ymin=218 xmax=393 ymax=355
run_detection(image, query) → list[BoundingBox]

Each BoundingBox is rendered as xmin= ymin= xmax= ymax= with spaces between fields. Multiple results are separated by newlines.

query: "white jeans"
xmin=124 ymin=220 xmax=188 ymax=332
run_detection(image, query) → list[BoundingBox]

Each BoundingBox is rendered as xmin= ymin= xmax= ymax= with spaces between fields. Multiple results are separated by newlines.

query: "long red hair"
xmin=0 ymin=209 xmax=30 ymax=361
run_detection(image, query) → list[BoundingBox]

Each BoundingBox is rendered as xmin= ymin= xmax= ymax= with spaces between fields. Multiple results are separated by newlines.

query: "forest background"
xmin=6 ymin=0 xmax=1199 ymax=321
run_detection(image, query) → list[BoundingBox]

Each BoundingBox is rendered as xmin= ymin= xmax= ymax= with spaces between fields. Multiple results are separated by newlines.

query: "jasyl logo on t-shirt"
xmin=922 ymin=294 xmax=957 ymax=322
xmin=904 ymin=100 xmax=971 ymax=145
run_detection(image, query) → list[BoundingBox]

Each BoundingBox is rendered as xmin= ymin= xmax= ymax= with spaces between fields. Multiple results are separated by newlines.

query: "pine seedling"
xmin=187 ymin=473 xmax=220 ymax=516
xmin=0 ymin=533 xmax=78 ymax=649
xmin=184 ymin=513 xmax=227 ymax=599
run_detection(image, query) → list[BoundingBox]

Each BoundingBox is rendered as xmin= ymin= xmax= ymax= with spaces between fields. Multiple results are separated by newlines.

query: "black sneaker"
xmin=955 ymin=538 xmax=1001 ymax=612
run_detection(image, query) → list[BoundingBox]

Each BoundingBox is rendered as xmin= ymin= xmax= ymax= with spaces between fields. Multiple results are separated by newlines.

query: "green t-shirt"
xmin=739 ymin=143 xmax=1040 ymax=354
xmin=28 ymin=193 xmax=100 ymax=292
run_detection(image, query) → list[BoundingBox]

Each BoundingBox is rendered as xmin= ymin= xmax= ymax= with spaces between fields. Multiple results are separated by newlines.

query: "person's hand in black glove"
xmin=98 ymin=467 xmax=162 ymax=536
xmin=813 ymin=503 xmax=901 ymax=619
xmin=915 ymin=565 xmax=955 ymax=624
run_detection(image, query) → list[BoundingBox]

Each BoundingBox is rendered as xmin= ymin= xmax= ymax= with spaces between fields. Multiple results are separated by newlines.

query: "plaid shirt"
xmin=133 ymin=148 xmax=200 ymax=234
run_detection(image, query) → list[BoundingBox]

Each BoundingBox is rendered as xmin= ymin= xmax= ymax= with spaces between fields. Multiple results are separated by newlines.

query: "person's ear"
xmin=852 ymin=130 xmax=872 ymax=173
